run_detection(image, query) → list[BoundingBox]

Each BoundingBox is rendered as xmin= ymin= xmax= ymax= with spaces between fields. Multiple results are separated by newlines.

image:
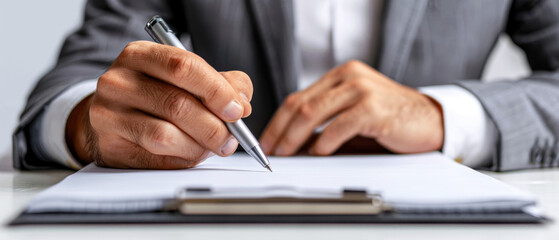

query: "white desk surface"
xmin=2 ymin=151 xmax=559 ymax=240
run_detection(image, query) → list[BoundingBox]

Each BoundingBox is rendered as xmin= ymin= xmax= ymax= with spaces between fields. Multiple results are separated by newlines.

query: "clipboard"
xmin=9 ymin=188 xmax=547 ymax=225
xmin=9 ymin=153 xmax=550 ymax=225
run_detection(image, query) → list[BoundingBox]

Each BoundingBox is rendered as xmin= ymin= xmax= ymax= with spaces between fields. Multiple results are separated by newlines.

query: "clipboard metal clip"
xmin=164 ymin=187 xmax=393 ymax=215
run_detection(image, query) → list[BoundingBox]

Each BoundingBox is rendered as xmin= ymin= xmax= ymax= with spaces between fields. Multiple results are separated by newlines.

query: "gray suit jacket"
xmin=13 ymin=0 xmax=559 ymax=171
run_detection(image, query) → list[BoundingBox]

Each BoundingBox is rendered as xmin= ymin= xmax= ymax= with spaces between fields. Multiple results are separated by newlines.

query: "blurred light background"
xmin=0 ymin=0 xmax=531 ymax=156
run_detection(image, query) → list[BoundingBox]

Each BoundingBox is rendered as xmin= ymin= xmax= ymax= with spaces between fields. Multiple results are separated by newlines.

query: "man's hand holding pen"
xmin=66 ymin=41 xmax=253 ymax=169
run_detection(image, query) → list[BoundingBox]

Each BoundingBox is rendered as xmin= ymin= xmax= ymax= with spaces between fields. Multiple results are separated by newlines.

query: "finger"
xmin=259 ymin=91 xmax=302 ymax=155
xmin=220 ymin=71 xmax=254 ymax=117
xmin=297 ymin=60 xmax=365 ymax=100
xmin=89 ymin=104 xmax=213 ymax=169
xmin=99 ymin=140 xmax=212 ymax=170
xmin=102 ymin=70 xmax=239 ymax=157
xmin=272 ymin=82 xmax=362 ymax=156
xmin=259 ymin=86 xmax=336 ymax=155
xmin=300 ymin=66 xmax=344 ymax=97
xmin=95 ymin=106 xmax=208 ymax=160
xmin=310 ymin=106 xmax=364 ymax=156
xmin=114 ymin=41 xmax=245 ymax=122
xmin=259 ymin=65 xmax=348 ymax=154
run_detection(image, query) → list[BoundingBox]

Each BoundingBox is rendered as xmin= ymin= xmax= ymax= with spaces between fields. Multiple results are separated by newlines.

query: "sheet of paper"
xmin=26 ymin=152 xmax=536 ymax=213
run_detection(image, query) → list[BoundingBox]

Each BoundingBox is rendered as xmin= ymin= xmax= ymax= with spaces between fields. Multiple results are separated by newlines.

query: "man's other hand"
xmin=259 ymin=60 xmax=443 ymax=156
xmin=66 ymin=41 xmax=253 ymax=169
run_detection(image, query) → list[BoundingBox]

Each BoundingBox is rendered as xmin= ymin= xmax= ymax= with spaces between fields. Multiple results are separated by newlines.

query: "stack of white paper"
xmin=25 ymin=152 xmax=536 ymax=214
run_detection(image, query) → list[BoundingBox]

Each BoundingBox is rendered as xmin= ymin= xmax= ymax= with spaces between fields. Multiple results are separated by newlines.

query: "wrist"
xmin=65 ymin=95 xmax=94 ymax=165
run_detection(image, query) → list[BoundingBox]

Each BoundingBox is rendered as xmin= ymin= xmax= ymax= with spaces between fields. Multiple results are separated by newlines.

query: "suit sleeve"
xmin=13 ymin=0 xmax=186 ymax=169
xmin=457 ymin=0 xmax=559 ymax=171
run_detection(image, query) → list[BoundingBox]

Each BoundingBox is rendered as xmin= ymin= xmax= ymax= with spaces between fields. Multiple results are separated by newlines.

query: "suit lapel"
xmin=249 ymin=0 xmax=298 ymax=103
xmin=247 ymin=0 xmax=428 ymax=98
xmin=377 ymin=0 xmax=428 ymax=82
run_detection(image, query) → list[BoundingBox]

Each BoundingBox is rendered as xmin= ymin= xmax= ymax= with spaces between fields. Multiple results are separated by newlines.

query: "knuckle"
xmin=167 ymin=54 xmax=198 ymax=82
xmin=202 ymin=124 xmax=226 ymax=149
xmin=97 ymin=71 xmax=120 ymax=94
xmin=204 ymin=80 xmax=224 ymax=103
xmin=163 ymin=91 xmax=192 ymax=120
xmin=345 ymin=60 xmax=364 ymax=69
xmin=148 ymin=123 xmax=177 ymax=152
xmin=284 ymin=93 xmax=301 ymax=111
xmin=338 ymin=60 xmax=363 ymax=74
xmin=349 ymin=77 xmax=371 ymax=92
xmin=167 ymin=55 xmax=187 ymax=78
xmin=97 ymin=71 xmax=112 ymax=86
xmin=97 ymin=71 xmax=134 ymax=100
xmin=121 ymin=41 xmax=146 ymax=60
xmin=298 ymin=103 xmax=315 ymax=122
xmin=307 ymin=96 xmax=327 ymax=114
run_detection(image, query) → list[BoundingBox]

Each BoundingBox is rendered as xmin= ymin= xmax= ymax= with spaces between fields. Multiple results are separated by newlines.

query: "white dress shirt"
xmin=294 ymin=0 xmax=496 ymax=167
xmin=36 ymin=0 xmax=496 ymax=170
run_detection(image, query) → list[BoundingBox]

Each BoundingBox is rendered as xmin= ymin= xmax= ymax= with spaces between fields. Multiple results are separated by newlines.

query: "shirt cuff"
xmin=419 ymin=85 xmax=497 ymax=168
xmin=39 ymin=80 xmax=98 ymax=170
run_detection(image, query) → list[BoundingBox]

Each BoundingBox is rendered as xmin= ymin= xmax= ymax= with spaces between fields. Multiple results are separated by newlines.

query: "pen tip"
xmin=265 ymin=165 xmax=273 ymax=172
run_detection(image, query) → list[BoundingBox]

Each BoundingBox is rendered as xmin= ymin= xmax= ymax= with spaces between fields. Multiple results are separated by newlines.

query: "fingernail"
xmin=240 ymin=92 xmax=250 ymax=104
xmin=221 ymin=137 xmax=238 ymax=155
xmin=223 ymin=100 xmax=243 ymax=120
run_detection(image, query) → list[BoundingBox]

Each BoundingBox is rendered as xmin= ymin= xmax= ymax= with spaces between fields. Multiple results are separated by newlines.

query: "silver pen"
xmin=145 ymin=15 xmax=272 ymax=172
